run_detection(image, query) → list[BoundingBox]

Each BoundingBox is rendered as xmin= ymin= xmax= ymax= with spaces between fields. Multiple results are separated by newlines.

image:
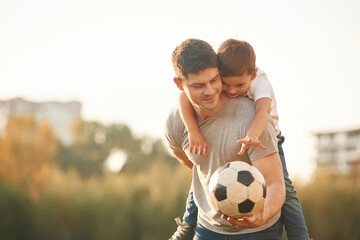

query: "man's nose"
xmin=203 ymin=84 xmax=216 ymax=95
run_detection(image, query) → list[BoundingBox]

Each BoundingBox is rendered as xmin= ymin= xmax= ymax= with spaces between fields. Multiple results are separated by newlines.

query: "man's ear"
xmin=173 ymin=77 xmax=184 ymax=90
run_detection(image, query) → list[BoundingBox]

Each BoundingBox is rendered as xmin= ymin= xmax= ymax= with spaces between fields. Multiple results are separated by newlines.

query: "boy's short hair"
xmin=217 ymin=39 xmax=256 ymax=77
xmin=172 ymin=38 xmax=218 ymax=81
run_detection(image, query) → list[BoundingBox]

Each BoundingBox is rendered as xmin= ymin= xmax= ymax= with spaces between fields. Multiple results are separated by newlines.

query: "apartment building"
xmin=0 ymin=97 xmax=81 ymax=145
xmin=313 ymin=127 xmax=360 ymax=176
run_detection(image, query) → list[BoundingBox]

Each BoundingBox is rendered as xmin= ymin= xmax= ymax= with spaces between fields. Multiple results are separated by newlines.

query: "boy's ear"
xmin=251 ymin=68 xmax=258 ymax=80
xmin=173 ymin=77 xmax=184 ymax=90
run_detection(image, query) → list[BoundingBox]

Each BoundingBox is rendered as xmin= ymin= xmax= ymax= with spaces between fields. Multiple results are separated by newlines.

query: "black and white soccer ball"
xmin=209 ymin=161 xmax=266 ymax=219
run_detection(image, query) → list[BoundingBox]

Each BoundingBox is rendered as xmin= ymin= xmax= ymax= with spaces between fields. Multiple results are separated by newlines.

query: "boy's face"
xmin=221 ymin=71 xmax=256 ymax=98
xmin=176 ymin=67 xmax=222 ymax=112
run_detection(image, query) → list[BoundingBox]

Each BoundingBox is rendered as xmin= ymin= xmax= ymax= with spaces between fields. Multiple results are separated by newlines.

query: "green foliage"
xmin=5 ymin=117 xmax=360 ymax=239
xmin=0 ymin=165 xmax=191 ymax=240
xmin=296 ymin=174 xmax=360 ymax=240
xmin=0 ymin=180 xmax=34 ymax=240
xmin=57 ymin=119 xmax=172 ymax=178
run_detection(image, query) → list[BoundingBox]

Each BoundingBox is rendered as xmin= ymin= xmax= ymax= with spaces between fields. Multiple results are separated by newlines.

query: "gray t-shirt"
xmin=165 ymin=96 xmax=281 ymax=235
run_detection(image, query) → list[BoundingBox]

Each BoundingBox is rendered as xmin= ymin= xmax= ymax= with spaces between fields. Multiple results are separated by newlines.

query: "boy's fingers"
xmin=238 ymin=144 xmax=247 ymax=155
xmin=237 ymin=139 xmax=251 ymax=145
xmin=238 ymin=140 xmax=267 ymax=150
xmin=250 ymin=141 xmax=267 ymax=149
xmin=193 ymin=145 xmax=197 ymax=155
xmin=198 ymin=146 xmax=201 ymax=155
xmin=259 ymin=143 xmax=267 ymax=149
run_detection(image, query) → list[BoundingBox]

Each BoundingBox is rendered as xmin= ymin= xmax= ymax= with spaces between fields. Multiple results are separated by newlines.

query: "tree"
xmin=0 ymin=115 xmax=57 ymax=197
xmin=57 ymin=119 xmax=177 ymax=177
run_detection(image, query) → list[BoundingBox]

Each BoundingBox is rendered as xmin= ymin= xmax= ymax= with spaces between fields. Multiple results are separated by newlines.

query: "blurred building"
xmin=0 ymin=97 xmax=81 ymax=145
xmin=313 ymin=127 xmax=360 ymax=177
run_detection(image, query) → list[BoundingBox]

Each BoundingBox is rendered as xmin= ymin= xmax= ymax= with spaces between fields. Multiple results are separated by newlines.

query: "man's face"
xmin=180 ymin=67 xmax=222 ymax=112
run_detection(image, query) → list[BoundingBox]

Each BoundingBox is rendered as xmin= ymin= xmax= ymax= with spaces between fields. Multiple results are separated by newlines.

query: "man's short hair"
xmin=172 ymin=38 xmax=218 ymax=81
xmin=217 ymin=39 xmax=256 ymax=77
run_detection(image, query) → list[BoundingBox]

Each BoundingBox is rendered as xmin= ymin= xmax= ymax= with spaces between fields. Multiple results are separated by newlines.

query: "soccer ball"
xmin=209 ymin=161 xmax=266 ymax=219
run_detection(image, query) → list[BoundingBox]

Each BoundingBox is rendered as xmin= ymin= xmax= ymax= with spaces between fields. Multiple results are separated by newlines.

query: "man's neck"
xmin=195 ymin=93 xmax=228 ymax=122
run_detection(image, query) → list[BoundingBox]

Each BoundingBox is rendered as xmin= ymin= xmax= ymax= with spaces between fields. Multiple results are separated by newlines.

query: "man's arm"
xmin=222 ymin=152 xmax=285 ymax=228
xmin=172 ymin=150 xmax=193 ymax=170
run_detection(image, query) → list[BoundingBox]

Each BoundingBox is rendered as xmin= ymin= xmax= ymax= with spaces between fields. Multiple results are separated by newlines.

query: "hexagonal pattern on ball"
xmin=214 ymin=184 xmax=227 ymax=201
xmin=208 ymin=161 xmax=267 ymax=219
xmin=237 ymin=199 xmax=255 ymax=213
xmin=227 ymin=182 xmax=248 ymax=203
xmin=218 ymin=167 xmax=238 ymax=186
xmin=248 ymin=181 xmax=265 ymax=202
xmin=237 ymin=171 xmax=255 ymax=186
xmin=249 ymin=166 xmax=265 ymax=184
xmin=218 ymin=199 xmax=238 ymax=217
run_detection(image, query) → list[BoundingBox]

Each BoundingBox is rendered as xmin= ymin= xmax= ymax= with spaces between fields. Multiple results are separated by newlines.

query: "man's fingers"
xmin=221 ymin=215 xmax=247 ymax=228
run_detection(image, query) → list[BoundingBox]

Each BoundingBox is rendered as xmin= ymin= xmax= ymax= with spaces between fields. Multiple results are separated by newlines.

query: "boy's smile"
xmin=221 ymin=69 xmax=257 ymax=98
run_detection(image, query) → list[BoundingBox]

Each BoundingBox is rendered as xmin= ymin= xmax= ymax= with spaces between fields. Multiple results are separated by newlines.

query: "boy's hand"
xmin=189 ymin=132 xmax=208 ymax=155
xmin=237 ymin=135 xmax=267 ymax=155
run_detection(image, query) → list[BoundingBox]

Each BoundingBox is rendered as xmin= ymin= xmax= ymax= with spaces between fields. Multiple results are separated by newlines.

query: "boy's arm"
xmin=178 ymin=92 xmax=207 ymax=155
xmin=222 ymin=152 xmax=285 ymax=227
xmin=238 ymin=97 xmax=271 ymax=155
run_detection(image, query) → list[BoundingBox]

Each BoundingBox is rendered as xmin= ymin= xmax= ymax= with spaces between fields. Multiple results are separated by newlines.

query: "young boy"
xmin=169 ymin=39 xmax=311 ymax=240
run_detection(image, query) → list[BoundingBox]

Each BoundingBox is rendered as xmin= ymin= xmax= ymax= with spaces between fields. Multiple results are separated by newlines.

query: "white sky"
xmin=1 ymin=0 xmax=360 ymax=181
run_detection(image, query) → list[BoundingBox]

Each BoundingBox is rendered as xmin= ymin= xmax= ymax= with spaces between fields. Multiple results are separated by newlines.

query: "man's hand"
xmin=237 ymin=135 xmax=267 ymax=155
xmin=221 ymin=210 xmax=265 ymax=229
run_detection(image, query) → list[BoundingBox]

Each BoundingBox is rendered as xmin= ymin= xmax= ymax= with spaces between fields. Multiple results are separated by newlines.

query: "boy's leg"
xmin=169 ymin=183 xmax=197 ymax=240
xmin=182 ymin=183 xmax=198 ymax=226
xmin=277 ymin=132 xmax=310 ymax=240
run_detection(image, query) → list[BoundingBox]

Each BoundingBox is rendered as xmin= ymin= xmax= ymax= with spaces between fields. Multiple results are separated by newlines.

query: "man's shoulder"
xmin=228 ymin=96 xmax=255 ymax=111
xmin=165 ymin=106 xmax=185 ymax=133
xmin=166 ymin=106 xmax=181 ymax=123
xmin=164 ymin=106 xmax=186 ymax=151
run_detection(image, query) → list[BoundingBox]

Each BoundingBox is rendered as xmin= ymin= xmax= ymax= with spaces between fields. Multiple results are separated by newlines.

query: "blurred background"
xmin=0 ymin=0 xmax=360 ymax=239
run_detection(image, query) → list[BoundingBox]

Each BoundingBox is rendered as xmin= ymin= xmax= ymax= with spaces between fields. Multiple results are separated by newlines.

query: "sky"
xmin=1 ymin=0 xmax=360 ymax=181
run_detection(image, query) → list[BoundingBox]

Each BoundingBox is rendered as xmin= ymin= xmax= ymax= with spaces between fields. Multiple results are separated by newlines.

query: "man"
xmin=165 ymin=38 xmax=285 ymax=239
